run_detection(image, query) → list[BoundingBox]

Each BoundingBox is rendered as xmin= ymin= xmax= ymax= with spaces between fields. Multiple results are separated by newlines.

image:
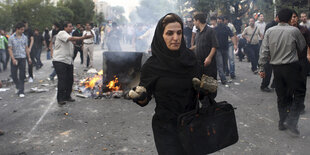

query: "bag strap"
xmin=248 ymin=27 xmax=257 ymax=44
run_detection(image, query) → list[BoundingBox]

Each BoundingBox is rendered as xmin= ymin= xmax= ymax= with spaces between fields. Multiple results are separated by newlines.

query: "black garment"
xmin=24 ymin=28 xmax=34 ymax=78
xmin=272 ymin=62 xmax=305 ymax=128
xmin=32 ymin=34 xmax=44 ymax=67
xmin=72 ymin=29 xmax=83 ymax=63
xmin=138 ymin=13 xmax=199 ymax=154
xmin=53 ymin=61 xmax=73 ymax=102
xmin=261 ymin=20 xmax=278 ymax=89
xmin=183 ymin=26 xmax=192 ymax=48
xmin=245 ymin=44 xmax=260 ymax=72
xmin=107 ymin=28 xmax=122 ymax=51
xmin=195 ymin=25 xmax=219 ymax=99
xmin=214 ymin=24 xmax=233 ymax=50
xmin=11 ymin=58 xmax=26 ymax=95
xmin=233 ymin=18 xmax=242 ymax=34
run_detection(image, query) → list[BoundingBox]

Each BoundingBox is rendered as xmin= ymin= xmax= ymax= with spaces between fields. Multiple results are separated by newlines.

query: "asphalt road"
xmin=0 ymin=44 xmax=309 ymax=155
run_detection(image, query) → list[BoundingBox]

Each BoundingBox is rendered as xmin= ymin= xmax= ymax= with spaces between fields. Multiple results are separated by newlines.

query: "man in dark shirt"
xmin=23 ymin=21 xmax=34 ymax=82
xmin=72 ymin=23 xmax=84 ymax=64
xmin=32 ymin=29 xmax=45 ymax=70
xmin=233 ymin=16 xmax=242 ymax=34
xmin=214 ymin=16 xmax=237 ymax=84
xmin=193 ymin=12 xmax=218 ymax=99
xmin=290 ymin=10 xmax=310 ymax=114
xmin=260 ymin=15 xmax=279 ymax=92
xmin=183 ymin=19 xmax=193 ymax=48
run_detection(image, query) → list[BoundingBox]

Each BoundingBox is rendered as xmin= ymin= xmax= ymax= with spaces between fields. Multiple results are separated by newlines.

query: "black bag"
xmin=177 ymin=96 xmax=238 ymax=155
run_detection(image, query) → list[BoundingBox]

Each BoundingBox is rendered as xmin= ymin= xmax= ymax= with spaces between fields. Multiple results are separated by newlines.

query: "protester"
xmin=8 ymin=23 xmax=32 ymax=98
xmin=290 ymin=10 xmax=310 ymax=114
xmin=129 ymin=13 xmax=202 ymax=154
xmin=183 ymin=18 xmax=193 ymax=48
xmin=255 ymin=13 xmax=266 ymax=44
xmin=72 ymin=23 xmax=84 ymax=64
xmin=43 ymin=27 xmax=51 ymax=60
xmin=23 ymin=21 xmax=34 ymax=83
xmin=48 ymin=23 xmax=60 ymax=81
xmin=193 ymin=12 xmax=218 ymax=99
xmin=214 ymin=16 xmax=238 ymax=84
xmin=106 ymin=22 xmax=122 ymax=51
xmin=233 ymin=16 xmax=243 ymax=34
xmin=0 ymin=29 xmax=8 ymax=72
xmin=224 ymin=16 xmax=238 ymax=79
xmin=52 ymin=22 xmax=92 ymax=105
xmin=260 ymin=15 xmax=279 ymax=92
xmin=82 ymin=22 xmax=95 ymax=71
xmin=32 ymin=29 xmax=45 ymax=70
xmin=242 ymin=18 xmax=263 ymax=74
xmin=259 ymin=8 xmax=306 ymax=136
xmin=300 ymin=12 xmax=310 ymax=29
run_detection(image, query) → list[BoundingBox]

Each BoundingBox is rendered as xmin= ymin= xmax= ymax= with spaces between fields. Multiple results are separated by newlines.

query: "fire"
xmin=80 ymin=70 xmax=104 ymax=89
xmin=106 ymin=76 xmax=120 ymax=91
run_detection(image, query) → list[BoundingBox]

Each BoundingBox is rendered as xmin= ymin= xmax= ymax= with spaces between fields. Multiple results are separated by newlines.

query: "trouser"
xmin=83 ymin=44 xmax=94 ymax=68
xmin=53 ymin=61 xmax=73 ymax=102
xmin=73 ymin=46 xmax=83 ymax=64
xmin=272 ymin=62 xmax=305 ymax=128
xmin=11 ymin=58 xmax=26 ymax=94
xmin=227 ymin=43 xmax=235 ymax=77
xmin=50 ymin=69 xmax=56 ymax=79
xmin=299 ymin=59 xmax=308 ymax=111
xmin=0 ymin=49 xmax=7 ymax=71
xmin=35 ymin=48 xmax=42 ymax=67
xmin=27 ymin=50 xmax=37 ymax=78
xmin=152 ymin=115 xmax=186 ymax=155
xmin=261 ymin=62 xmax=273 ymax=88
xmin=246 ymin=44 xmax=260 ymax=72
xmin=216 ymin=49 xmax=227 ymax=83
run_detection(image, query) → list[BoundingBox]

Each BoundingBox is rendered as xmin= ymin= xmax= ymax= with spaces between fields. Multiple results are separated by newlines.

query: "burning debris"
xmin=77 ymin=70 xmax=124 ymax=99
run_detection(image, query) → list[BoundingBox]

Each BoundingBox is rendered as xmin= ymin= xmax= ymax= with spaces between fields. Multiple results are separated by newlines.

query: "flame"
xmin=80 ymin=70 xmax=104 ymax=89
xmin=106 ymin=76 xmax=120 ymax=91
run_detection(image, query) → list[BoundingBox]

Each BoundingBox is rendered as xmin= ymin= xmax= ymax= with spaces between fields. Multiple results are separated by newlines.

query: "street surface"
xmin=0 ymin=43 xmax=310 ymax=155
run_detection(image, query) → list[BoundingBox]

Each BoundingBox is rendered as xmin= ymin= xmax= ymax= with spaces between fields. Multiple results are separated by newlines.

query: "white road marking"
xmin=21 ymin=92 xmax=56 ymax=143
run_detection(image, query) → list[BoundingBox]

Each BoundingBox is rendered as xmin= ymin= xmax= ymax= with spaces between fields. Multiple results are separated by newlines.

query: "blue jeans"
xmin=216 ymin=49 xmax=227 ymax=83
xmin=228 ymin=43 xmax=235 ymax=77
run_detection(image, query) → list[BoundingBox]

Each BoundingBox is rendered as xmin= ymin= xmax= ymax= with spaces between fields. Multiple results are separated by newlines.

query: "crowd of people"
xmin=0 ymin=7 xmax=310 ymax=154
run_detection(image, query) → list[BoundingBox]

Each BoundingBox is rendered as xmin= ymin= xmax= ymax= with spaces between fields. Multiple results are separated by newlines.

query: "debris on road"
xmin=30 ymin=87 xmax=49 ymax=93
xmin=0 ymin=88 xmax=10 ymax=92
xmin=41 ymin=84 xmax=49 ymax=87
xmin=87 ymin=68 xmax=98 ymax=74
xmin=76 ymin=94 xmax=88 ymax=98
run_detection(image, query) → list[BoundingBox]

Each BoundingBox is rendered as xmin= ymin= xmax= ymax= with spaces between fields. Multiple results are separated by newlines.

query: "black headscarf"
xmin=140 ymin=13 xmax=199 ymax=89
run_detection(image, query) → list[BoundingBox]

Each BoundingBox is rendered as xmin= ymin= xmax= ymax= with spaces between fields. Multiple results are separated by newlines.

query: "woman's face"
xmin=163 ymin=22 xmax=182 ymax=51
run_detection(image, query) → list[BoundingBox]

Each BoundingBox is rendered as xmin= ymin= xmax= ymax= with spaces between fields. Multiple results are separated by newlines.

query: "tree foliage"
xmin=0 ymin=0 xmax=99 ymax=31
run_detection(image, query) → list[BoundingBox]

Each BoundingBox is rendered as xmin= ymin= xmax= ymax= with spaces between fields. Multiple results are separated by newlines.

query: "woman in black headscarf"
xmin=129 ymin=13 xmax=200 ymax=155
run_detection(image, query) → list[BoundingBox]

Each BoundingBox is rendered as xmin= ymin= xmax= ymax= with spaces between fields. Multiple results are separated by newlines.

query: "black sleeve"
xmin=210 ymin=29 xmax=219 ymax=48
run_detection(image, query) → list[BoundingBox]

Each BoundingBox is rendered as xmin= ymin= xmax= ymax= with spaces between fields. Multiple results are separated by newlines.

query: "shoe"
xmin=261 ymin=87 xmax=272 ymax=92
xmin=0 ymin=130 xmax=4 ymax=136
xmin=221 ymin=80 xmax=227 ymax=85
xmin=66 ymin=97 xmax=75 ymax=102
xmin=28 ymin=77 xmax=33 ymax=83
xmin=253 ymin=70 xmax=258 ymax=74
xmin=58 ymin=101 xmax=66 ymax=105
xmin=278 ymin=122 xmax=287 ymax=131
xmin=284 ymin=123 xmax=300 ymax=137
xmin=15 ymin=88 xmax=19 ymax=94
xmin=231 ymin=75 xmax=236 ymax=79
xmin=19 ymin=94 xmax=25 ymax=98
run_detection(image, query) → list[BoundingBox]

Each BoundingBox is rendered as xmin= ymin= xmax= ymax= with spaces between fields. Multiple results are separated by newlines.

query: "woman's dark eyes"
xmin=166 ymin=31 xmax=182 ymax=36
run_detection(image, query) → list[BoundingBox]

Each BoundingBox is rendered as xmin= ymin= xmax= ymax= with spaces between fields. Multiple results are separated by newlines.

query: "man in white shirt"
xmin=83 ymin=22 xmax=95 ymax=70
xmin=255 ymin=13 xmax=266 ymax=43
xmin=53 ymin=22 xmax=92 ymax=105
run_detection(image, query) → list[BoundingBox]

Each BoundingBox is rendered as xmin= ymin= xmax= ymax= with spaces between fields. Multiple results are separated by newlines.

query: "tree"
xmin=0 ymin=2 xmax=14 ymax=31
xmin=62 ymin=0 xmax=95 ymax=24
xmin=94 ymin=12 xmax=105 ymax=26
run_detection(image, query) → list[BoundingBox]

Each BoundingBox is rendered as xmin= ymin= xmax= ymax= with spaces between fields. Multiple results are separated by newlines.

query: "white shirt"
xmin=83 ymin=30 xmax=95 ymax=44
xmin=300 ymin=20 xmax=310 ymax=29
xmin=53 ymin=30 xmax=74 ymax=65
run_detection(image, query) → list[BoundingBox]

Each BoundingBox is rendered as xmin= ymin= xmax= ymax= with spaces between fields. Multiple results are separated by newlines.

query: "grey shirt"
xmin=8 ymin=33 xmax=28 ymax=58
xmin=53 ymin=30 xmax=74 ymax=65
xmin=258 ymin=23 xmax=306 ymax=72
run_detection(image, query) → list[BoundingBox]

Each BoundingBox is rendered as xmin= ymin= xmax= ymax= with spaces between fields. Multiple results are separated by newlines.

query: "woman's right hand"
xmin=129 ymin=86 xmax=148 ymax=105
